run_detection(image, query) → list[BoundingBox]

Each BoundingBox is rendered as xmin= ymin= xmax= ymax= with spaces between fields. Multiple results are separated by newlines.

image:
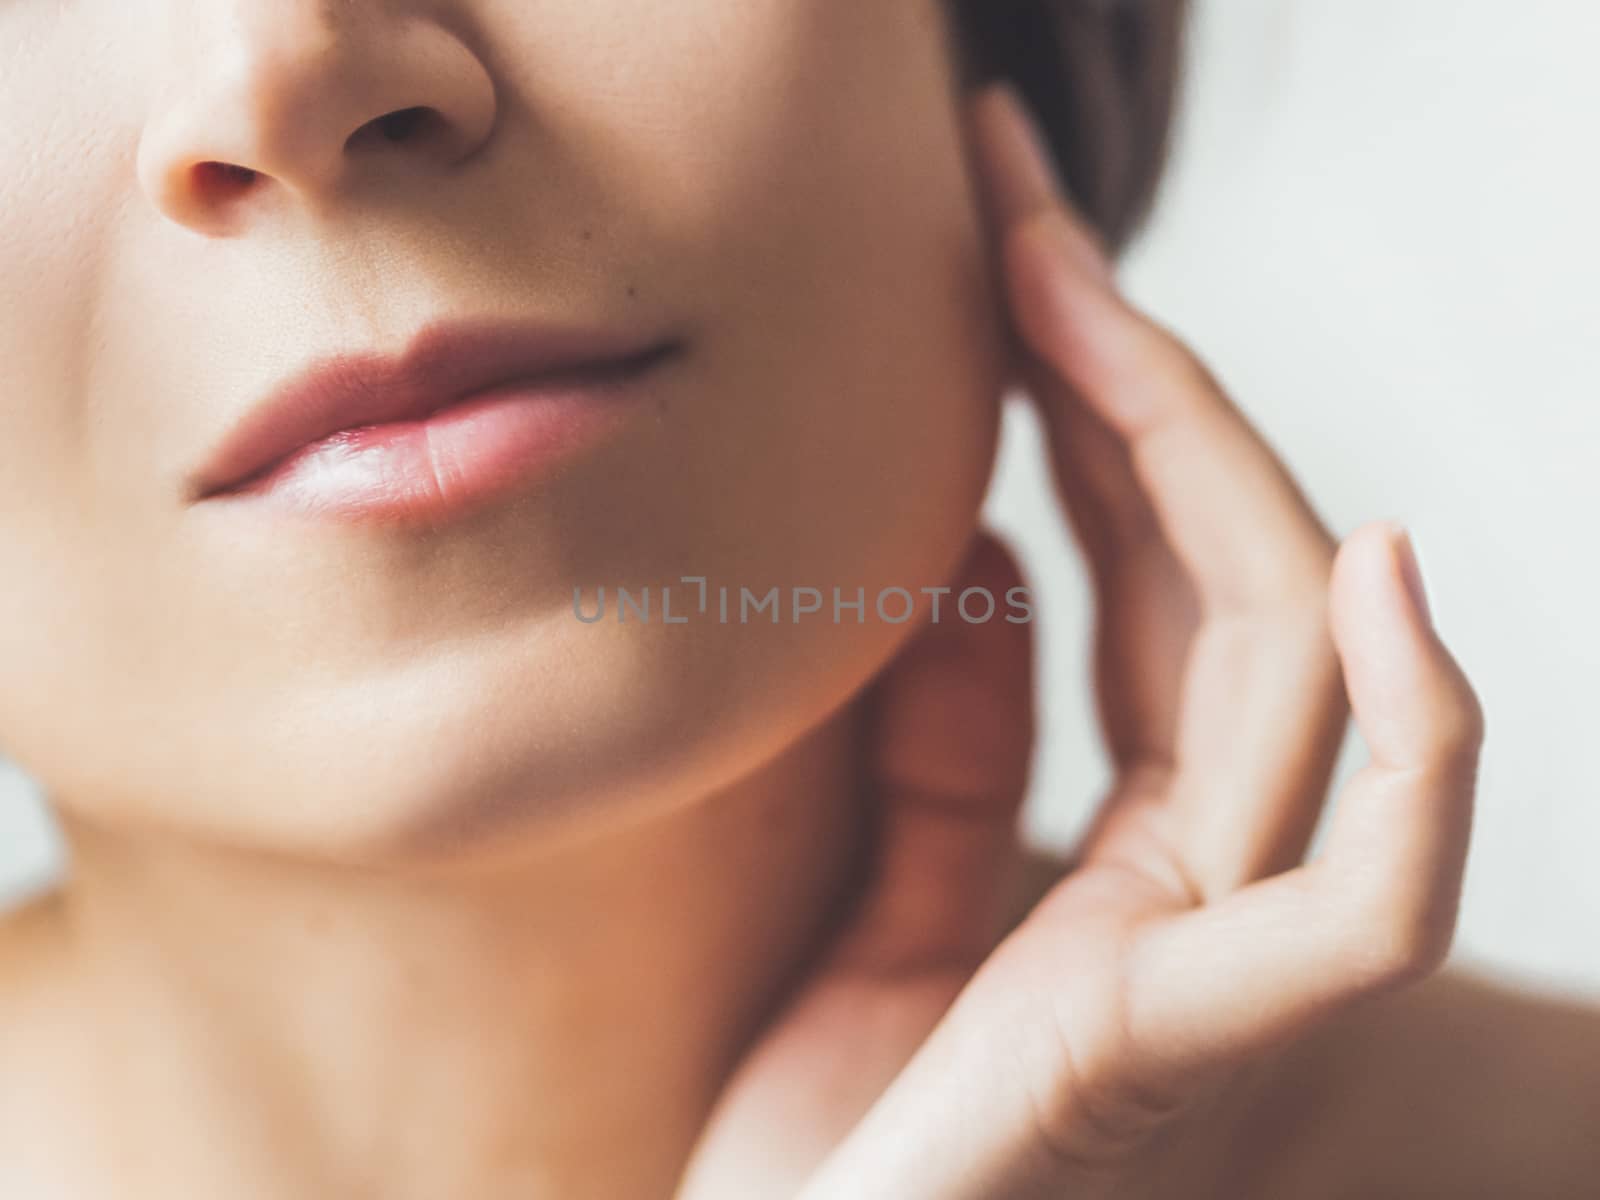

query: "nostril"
xmin=344 ymin=107 xmax=442 ymax=155
xmin=192 ymin=160 xmax=261 ymax=202
xmin=213 ymin=163 xmax=258 ymax=183
xmin=374 ymin=107 xmax=431 ymax=143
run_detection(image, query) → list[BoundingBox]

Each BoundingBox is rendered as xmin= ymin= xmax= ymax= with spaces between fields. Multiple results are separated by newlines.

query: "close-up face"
xmin=0 ymin=2 xmax=1008 ymax=863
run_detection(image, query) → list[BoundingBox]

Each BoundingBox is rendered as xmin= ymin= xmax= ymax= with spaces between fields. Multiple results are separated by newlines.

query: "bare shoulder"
xmin=1103 ymin=965 xmax=1600 ymax=1199
xmin=0 ymin=892 xmax=84 ymax=1196
xmin=0 ymin=890 xmax=75 ymax=1086
xmin=1206 ymin=965 xmax=1600 ymax=1199
xmin=1001 ymin=852 xmax=1600 ymax=1197
xmin=0 ymin=890 xmax=68 ymax=1009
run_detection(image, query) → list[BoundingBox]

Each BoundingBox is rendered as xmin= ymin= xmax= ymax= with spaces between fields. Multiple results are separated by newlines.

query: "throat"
xmin=40 ymin=696 xmax=873 ymax=1199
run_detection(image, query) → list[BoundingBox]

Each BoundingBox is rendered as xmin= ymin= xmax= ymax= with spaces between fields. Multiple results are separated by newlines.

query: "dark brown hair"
xmin=949 ymin=0 xmax=1189 ymax=254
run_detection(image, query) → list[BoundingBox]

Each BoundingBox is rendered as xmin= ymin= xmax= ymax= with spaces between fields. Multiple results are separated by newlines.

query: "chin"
xmin=43 ymin=507 xmax=992 ymax=872
xmin=32 ymin=310 xmax=1005 ymax=870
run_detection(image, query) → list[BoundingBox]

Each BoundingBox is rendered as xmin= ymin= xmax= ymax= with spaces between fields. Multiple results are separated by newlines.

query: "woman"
xmin=1 ymin=2 xmax=1596 ymax=1196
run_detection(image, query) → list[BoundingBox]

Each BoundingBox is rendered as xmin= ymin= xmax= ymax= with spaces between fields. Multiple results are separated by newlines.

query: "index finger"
xmin=970 ymin=85 xmax=1335 ymax=614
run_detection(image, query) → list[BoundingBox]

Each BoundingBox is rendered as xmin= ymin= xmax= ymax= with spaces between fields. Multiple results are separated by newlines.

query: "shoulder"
xmin=0 ymin=890 xmax=67 ymax=1013
xmin=997 ymin=852 xmax=1600 ymax=1196
xmin=0 ymin=891 xmax=74 ymax=1086
xmin=1254 ymin=965 xmax=1600 ymax=1194
xmin=0 ymin=888 xmax=68 ymax=984
xmin=0 ymin=892 xmax=86 ymax=1196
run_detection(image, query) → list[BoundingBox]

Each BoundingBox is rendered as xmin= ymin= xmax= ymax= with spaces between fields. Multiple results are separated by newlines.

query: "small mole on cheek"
xmin=626 ymin=285 xmax=638 ymax=299
xmin=580 ymin=228 xmax=593 ymax=242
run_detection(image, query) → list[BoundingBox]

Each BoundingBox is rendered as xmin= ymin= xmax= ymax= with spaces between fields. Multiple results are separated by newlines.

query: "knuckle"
xmin=1345 ymin=879 xmax=1458 ymax=988
xmin=1208 ymin=561 xmax=1331 ymax=630
xmin=1026 ymin=1080 xmax=1140 ymax=1180
xmin=1095 ymin=314 xmax=1211 ymax=426
xmin=1201 ymin=531 xmax=1335 ymax=621
xmin=965 ymin=525 xmax=1028 ymax=592
xmin=1370 ymin=915 xmax=1454 ymax=988
xmin=1030 ymin=1059 xmax=1177 ymax=1178
xmin=1141 ymin=325 xmax=1216 ymax=412
xmin=1009 ymin=988 xmax=1188 ymax=1179
xmin=1265 ymin=556 xmax=1335 ymax=616
xmin=1140 ymin=310 xmax=1206 ymax=373
xmin=1452 ymin=680 xmax=1489 ymax=755
xmin=1428 ymin=676 xmax=1488 ymax=769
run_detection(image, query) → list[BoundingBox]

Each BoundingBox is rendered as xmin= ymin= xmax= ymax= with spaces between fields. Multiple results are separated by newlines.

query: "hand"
xmin=677 ymin=83 xmax=1487 ymax=1200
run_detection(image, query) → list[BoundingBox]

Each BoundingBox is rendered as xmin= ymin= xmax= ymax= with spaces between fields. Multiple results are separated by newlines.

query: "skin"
xmin=2 ymin=3 xmax=997 ymax=1196
xmin=0 ymin=0 xmax=1000 ymax=858
xmin=3 ymin=3 xmax=1599 ymax=1198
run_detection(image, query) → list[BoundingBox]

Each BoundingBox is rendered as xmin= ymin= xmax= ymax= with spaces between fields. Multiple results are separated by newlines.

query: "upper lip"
xmin=188 ymin=317 xmax=684 ymax=499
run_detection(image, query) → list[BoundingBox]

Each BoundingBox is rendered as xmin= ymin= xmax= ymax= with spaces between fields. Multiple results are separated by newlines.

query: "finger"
xmin=973 ymin=86 xmax=1336 ymax=618
xmin=970 ymin=83 xmax=1165 ymax=596
xmin=967 ymin=82 xmax=1115 ymax=291
xmin=973 ymin=84 xmax=1351 ymax=895
xmin=679 ymin=530 xmax=1037 ymax=1200
xmin=971 ymin=83 xmax=1199 ymax=781
xmin=798 ymin=525 xmax=1482 ymax=1200
xmin=1119 ymin=523 xmax=1483 ymax=1089
xmin=1012 ymin=213 xmax=1337 ymax=611
xmin=828 ymin=527 xmax=1036 ymax=976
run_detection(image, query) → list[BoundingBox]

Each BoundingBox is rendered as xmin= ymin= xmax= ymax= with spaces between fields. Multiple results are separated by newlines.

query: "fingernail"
xmin=1392 ymin=525 xmax=1434 ymax=628
xmin=988 ymin=86 xmax=1115 ymax=281
xmin=988 ymin=83 xmax=1065 ymax=213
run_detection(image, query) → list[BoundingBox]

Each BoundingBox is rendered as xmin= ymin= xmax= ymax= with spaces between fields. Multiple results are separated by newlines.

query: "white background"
xmin=4 ymin=0 xmax=1598 ymax=998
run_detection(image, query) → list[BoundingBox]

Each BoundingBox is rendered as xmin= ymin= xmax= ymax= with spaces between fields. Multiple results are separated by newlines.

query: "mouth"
xmin=188 ymin=318 xmax=687 ymax=524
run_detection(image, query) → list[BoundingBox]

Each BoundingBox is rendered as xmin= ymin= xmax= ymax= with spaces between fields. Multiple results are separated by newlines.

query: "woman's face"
xmin=0 ymin=1 xmax=1006 ymax=861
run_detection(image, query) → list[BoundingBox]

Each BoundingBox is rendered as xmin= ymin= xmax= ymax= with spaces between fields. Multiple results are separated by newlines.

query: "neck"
xmin=46 ymin=698 xmax=871 ymax=1200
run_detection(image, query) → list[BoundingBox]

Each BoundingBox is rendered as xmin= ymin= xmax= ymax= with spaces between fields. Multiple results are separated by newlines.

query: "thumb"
xmin=827 ymin=526 xmax=1038 ymax=976
xmin=675 ymin=529 xmax=1037 ymax=1200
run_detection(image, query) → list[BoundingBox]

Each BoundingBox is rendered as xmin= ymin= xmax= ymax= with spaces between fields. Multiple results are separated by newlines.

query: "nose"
xmin=137 ymin=2 xmax=497 ymax=232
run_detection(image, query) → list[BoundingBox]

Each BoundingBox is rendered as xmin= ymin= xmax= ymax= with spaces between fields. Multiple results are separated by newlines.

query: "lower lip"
xmin=203 ymin=365 xmax=670 ymax=524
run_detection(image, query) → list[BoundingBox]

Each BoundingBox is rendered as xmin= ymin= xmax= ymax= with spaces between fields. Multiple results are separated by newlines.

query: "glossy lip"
xmin=187 ymin=317 xmax=686 ymax=520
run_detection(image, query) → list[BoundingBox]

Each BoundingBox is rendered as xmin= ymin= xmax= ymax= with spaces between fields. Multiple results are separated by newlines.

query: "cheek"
xmin=0 ymin=1 xmax=1008 ymax=861
xmin=457 ymin=0 xmax=1004 ymax=592
xmin=631 ymin=0 xmax=1009 ymax=614
xmin=568 ymin=2 xmax=1010 ymax=797
xmin=402 ymin=4 xmax=1008 ymax=849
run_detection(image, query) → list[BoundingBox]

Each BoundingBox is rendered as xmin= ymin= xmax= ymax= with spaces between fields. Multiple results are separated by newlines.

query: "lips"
xmin=188 ymin=317 xmax=685 ymax=509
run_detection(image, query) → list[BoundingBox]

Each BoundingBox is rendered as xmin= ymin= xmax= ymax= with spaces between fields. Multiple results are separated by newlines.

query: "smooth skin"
xmin=3 ymin=5 xmax=1599 ymax=1196
xmin=0 ymin=7 xmax=1005 ymax=1190
xmin=679 ymin=87 xmax=1600 ymax=1199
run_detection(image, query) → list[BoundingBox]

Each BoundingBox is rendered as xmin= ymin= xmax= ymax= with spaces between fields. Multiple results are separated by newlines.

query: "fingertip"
xmin=1330 ymin=521 xmax=1485 ymax=772
xmin=955 ymin=526 xmax=1031 ymax=609
xmin=939 ymin=527 xmax=1037 ymax=702
xmin=871 ymin=529 xmax=1037 ymax=799
xmin=1390 ymin=526 xmax=1434 ymax=628
xmin=968 ymin=81 xmax=1061 ymax=230
xmin=969 ymin=81 xmax=1116 ymax=290
xmin=1330 ymin=521 xmax=1435 ymax=651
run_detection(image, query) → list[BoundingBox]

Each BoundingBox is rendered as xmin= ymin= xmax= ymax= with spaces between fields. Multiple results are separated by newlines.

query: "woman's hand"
xmin=677 ymin=84 xmax=1487 ymax=1200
